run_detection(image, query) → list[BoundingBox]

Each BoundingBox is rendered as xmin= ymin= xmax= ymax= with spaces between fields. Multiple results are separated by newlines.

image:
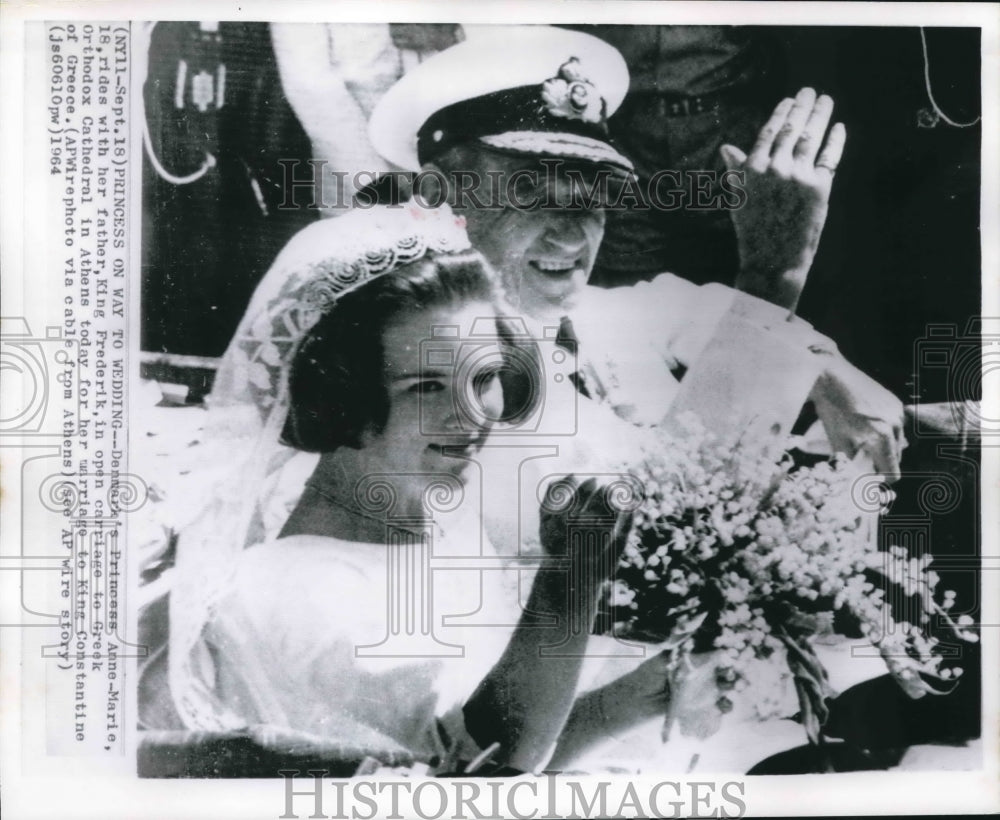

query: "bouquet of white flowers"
xmin=598 ymin=414 xmax=978 ymax=746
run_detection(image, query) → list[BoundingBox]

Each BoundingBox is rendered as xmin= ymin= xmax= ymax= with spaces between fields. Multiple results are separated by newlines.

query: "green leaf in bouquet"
xmin=774 ymin=625 xmax=838 ymax=746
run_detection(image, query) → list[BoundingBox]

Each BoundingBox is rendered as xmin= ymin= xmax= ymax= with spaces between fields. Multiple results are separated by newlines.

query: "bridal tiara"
xmin=294 ymin=203 xmax=473 ymax=312
xmin=225 ymin=203 xmax=474 ymax=410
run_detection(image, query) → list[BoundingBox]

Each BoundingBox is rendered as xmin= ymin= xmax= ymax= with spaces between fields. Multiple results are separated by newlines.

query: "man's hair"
xmin=282 ymin=249 xmax=502 ymax=452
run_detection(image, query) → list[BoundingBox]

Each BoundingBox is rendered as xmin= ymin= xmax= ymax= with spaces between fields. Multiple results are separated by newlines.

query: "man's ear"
xmin=418 ymin=161 xmax=456 ymax=208
xmin=355 ymin=423 xmax=378 ymax=450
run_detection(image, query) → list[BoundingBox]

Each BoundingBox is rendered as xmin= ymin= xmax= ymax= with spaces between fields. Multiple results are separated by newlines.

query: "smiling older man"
xmin=368 ymin=25 xmax=904 ymax=477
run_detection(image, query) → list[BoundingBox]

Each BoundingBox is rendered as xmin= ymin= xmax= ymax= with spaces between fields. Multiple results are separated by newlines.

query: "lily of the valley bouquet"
xmin=598 ymin=413 xmax=978 ymax=746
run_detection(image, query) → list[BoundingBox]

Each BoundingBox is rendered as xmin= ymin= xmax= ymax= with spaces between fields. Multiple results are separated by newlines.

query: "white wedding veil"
xmin=166 ymin=204 xmax=475 ymax=729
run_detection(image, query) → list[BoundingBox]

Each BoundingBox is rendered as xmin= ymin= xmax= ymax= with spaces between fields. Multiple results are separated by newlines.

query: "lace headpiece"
xmin=218 ymin=203 xmax=472 ymax=416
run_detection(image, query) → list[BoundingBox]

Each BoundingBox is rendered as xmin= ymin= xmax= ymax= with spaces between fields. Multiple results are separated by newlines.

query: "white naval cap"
xmin=369 ymin=25 xmax=634 ymax=177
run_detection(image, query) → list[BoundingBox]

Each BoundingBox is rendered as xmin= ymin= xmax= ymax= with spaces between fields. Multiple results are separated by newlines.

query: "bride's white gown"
xmin=205 ymin=524 xmax=519 ymax=764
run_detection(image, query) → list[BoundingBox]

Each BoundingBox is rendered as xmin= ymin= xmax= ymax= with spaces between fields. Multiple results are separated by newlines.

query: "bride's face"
xmin=357 ymin=299 xmax=504 ymax=493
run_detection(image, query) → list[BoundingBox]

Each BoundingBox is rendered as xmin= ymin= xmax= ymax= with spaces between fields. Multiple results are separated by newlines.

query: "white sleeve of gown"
xmin=613 ymin=274 xmax=737 ymax=369
xmin=589 ymin=274 xmax=838 ymax=444
xmin=639 ymin=276 xmax=831 ymax=444
xmin=621 ymin=272 xmax=836 ymax=369
xmin=207 ymin=538 xmax=495 ymax=765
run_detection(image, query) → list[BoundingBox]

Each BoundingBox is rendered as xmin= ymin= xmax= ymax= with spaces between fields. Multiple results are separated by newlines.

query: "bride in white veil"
xmin=140 ymin=202 xmax=673 ymax=775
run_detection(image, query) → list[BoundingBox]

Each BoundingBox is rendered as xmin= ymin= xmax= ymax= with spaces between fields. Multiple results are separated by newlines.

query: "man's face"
xmin=440 ymin=149 xmax=606 ymax=319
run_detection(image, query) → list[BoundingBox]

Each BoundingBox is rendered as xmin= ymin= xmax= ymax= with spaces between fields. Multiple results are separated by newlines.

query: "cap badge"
xmin=540 ymin=57 xmax=605 ymax=124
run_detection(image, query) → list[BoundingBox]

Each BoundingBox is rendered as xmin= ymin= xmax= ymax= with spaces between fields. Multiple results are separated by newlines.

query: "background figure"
xmin=564 ymin=25 xmax=780 ymax=288
xmin=141 ymin=23 xmax=462 ymax=361
xmin=271 ymin=23 xmax=462 ymax=213
xmin=775 ymin=26 xmax=981 ymax=401
xmin=141 ymin=22 xmax=318 ymax=357
xmin=566 ymin=25 xmax=980 ymax=404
